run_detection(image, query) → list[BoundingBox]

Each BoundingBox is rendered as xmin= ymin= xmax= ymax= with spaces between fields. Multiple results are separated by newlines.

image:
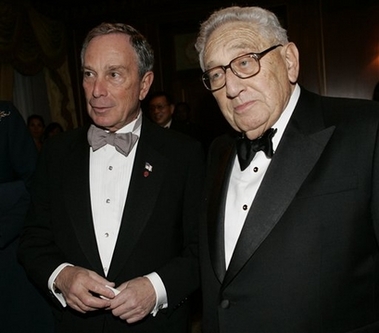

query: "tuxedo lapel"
xmin=62 ymin=128 xmax=104 ymax=274
xmin=108 ymin=120 xmax=168 ymax=280
xmin=207 ymin=137 xmax=235 ymax=283
xmin=222 ymin=90 xmax=336 ymax=288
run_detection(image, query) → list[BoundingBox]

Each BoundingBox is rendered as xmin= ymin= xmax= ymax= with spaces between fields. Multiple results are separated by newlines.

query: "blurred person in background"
xmin=0 ymin=101 xmax=54 ymax=332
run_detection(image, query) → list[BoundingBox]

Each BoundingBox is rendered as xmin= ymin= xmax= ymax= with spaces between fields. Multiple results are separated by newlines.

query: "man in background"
xmin=148 ymin=91 xmax=206 ymax=149
xmin=147 ymin=91 xmax=175 ymax=129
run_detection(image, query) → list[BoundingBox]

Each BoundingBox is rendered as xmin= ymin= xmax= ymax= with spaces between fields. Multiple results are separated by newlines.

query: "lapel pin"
xmin=143 ymin=162 xmax=153 ymax=177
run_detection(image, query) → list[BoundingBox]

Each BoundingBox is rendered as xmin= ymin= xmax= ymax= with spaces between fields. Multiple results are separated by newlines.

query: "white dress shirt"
xmin=224 ymin=84 xmax=301 ymax=268
xmin=48 ymin=111 xmax=167 ymax=315
xmin=90 ymin=116 xmax=138 ymax=275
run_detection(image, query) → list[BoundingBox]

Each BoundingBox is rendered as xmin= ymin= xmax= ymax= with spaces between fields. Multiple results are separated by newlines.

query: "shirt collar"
xmin=115 ymin=110 xmax=142 ymax=136
xmin=164 ymin=118 xmax=172 ymax=129
xmin=271 ymin=83 xmax=301 ymax=150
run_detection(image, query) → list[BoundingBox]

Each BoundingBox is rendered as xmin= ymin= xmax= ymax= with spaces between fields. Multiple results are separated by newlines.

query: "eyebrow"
xmin=106 ymin=65 xmax=127 ymax=71
xmin=82 ymin=64 xmax=127 ymax=72
xmin=205 ymin=42 xmax=260 ymax=69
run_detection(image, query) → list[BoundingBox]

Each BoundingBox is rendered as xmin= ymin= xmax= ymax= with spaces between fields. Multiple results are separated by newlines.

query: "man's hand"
xmin=109 ymin=276 xmax=156 ymax=323
xmin=55 ymin=266 xmax=116 ymax=313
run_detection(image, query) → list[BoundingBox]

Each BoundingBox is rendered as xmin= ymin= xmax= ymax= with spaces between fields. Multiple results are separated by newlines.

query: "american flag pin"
xmin=144 ymin=162 xmax=153 ymax=177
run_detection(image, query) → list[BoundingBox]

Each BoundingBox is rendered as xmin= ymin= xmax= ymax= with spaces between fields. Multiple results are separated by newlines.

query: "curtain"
xmin=13 ymin=70 xmax=51 ymax=123
xmin=0 ymin=1 xmax=77 ymax=129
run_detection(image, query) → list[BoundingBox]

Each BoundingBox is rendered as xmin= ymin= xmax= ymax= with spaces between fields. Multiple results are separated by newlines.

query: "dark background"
xmin=24 ymin=0 xmax=379 ymax=138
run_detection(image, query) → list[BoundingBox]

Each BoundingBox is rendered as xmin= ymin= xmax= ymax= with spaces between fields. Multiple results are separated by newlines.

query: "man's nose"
xmin=92 ymin=78 xmax=107 ymax=98
xmin=225 ymin=69 xmax=245 ymax=98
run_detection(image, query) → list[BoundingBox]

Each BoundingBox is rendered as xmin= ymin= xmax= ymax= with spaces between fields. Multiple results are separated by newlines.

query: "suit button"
xmin=220 ymin=299 xmax=230 ymax=309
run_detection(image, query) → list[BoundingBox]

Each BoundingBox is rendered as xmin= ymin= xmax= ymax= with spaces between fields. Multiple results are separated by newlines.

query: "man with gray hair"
xmin=196 ymin=5 xmax=379 ymax=332
xmin=19 ymin=22 xmax=204 ymax=333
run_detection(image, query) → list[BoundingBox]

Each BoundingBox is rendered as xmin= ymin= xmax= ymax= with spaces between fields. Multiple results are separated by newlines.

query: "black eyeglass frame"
xmin=201 ymin=44 xmax=283 ymax=92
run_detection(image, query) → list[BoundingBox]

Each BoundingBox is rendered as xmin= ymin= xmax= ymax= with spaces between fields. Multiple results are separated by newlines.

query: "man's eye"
xmin=83 ymin=71 xmax=96 ymax=81
xmin=110 ymin=72 xmax=120 ymax=78
xmin=210 ymin=70 xmax=223 ymax=82
xmin=236 ymin=57 xmax=253 ymax=69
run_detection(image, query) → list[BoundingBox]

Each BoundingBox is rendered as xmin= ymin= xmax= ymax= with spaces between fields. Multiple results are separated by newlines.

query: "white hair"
xmin=195 ymin=6 xmax=289 ymax=70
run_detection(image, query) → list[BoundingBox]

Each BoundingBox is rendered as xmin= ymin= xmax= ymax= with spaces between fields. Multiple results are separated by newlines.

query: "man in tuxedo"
xmin=195 ymin=6 xmax=379 ymax=333
xmin=18 ymin=22 xmax=204 ymax=333
xmin=147 ymin=91 xmax=176 ymax=129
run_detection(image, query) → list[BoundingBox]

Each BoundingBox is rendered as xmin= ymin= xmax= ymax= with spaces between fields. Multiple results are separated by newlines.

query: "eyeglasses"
xmin=149 ymin=104 xmax=169 ymax=112
xmin=201 ymin=44 xmax=283 ymax=92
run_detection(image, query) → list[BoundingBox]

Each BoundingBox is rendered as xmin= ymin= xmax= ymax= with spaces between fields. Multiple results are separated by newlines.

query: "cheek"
xmin=219 ymin=104 xmax=240 ymax=130
xmin=213 ymin=93 xmax=235 ymax=122
xmin=266 ymin=81 xmax=290 ymax=114
xmin=257 ymin=72 xmax=286 ymax=109
xmin=83 ymin=83 xmax=93 ymax=99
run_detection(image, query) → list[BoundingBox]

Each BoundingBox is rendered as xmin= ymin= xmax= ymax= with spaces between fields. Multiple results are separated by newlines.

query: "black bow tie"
xmin=236 ymin=128 xmax=277 ymax=171
xmin=87 ymin=124 xmax=138 ymax=157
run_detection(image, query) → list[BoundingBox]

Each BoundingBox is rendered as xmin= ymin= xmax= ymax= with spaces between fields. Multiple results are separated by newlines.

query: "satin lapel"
xmin=108 ymin=120 xmax=167 ymax=280
xmin=62 ymin=128 xmax=104 ymax=274
xmin=207 ymin=137 xmax=235 ymax=283
xmin=223 ymin=93 xmax=335 ymax=288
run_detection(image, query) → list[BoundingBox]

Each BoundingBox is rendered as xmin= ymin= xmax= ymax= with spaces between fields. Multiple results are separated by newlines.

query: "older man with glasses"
xmin=195 ymin=5 xmax=379 ymax=333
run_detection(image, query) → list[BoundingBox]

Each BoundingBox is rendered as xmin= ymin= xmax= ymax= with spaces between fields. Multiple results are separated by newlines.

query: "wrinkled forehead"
xmin=203 ymin=21 xmax=267 ymax=69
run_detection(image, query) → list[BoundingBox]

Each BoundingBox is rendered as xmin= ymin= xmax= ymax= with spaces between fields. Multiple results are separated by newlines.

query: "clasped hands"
xmin=55 ymin=266 xmax=156 ymax=323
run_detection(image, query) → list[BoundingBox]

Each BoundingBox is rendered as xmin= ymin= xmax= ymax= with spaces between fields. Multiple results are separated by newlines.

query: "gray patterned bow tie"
xmin=87 ymin=124 xmax=138 ymax=157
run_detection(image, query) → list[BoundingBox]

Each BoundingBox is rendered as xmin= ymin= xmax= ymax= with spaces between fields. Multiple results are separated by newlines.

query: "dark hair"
xmin=147 ymin=91 xmax=174 ymax=105
xmin=81 ymin=22 xmax=154 ymax=78
xmin=43 ymin=122 xmax=63 ymax=140
xmin=27 ymin=114 xmax=45 ymax=127
xmin=174 ymin=102 xmax=191 ymax=121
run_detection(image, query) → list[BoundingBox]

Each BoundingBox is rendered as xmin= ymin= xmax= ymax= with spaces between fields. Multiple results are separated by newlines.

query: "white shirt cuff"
xmin=144 ymin=272 xmax=168 ymax=316
xmin=48 ymin=263 xmax=73 ymax=307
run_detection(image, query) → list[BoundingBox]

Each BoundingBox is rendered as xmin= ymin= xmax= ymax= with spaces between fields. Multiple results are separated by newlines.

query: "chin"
xmin=91 ymin=114 xmax=108 ymax=124
xmin=92 ymin=120 xmax=112 ymax=130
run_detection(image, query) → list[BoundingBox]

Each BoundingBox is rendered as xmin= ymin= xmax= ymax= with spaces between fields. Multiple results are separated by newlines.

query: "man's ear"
xmin=139 ymin=71 xmax=154 ymax=100
xmin=283 ymin=42 xmax=300 ymax=84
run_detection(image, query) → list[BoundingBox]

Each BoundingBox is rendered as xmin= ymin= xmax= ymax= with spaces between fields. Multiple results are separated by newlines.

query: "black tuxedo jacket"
xmin=0 ymin=101 xmax=54 ymax=332
xmin=200 ymin=88 xmax=379 ymax=333
xmin=0 ymin=101 xmax=37 ymax=248
xmin=18 ymin=116 xmax=205 ymax=333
